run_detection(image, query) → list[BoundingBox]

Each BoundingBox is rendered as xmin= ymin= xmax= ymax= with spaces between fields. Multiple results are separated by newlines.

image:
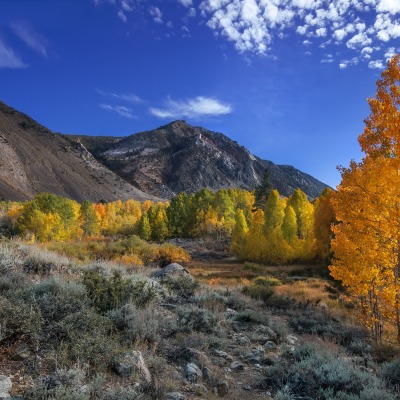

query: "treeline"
xmin=0 ymin=187 xmax=335 ymax=264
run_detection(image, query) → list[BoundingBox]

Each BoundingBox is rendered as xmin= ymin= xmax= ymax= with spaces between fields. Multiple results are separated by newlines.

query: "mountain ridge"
xmin=70 ymin=119 xmax=330 ymax=199
xmin=0 ymin=101 xmax=159 ymax=202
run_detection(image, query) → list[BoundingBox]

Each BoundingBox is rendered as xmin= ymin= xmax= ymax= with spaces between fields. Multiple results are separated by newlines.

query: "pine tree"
xmin=254 ymin=169 xmax=273 ymax=208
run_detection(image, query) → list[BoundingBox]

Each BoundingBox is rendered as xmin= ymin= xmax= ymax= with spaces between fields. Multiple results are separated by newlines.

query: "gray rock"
xmin=12 ymin=344 xmax=31 ymax=361
xmin=230 ymin=361 xmax=245 ymax=371
xmin=113 ymin=351 xmax=151 ymax=383
xmin=185 ymin=362 xmax=202 ymax=383
xmin=152 ymin=263 xmax=190 ymax=279
xmin=202 ymin=366 xmax=211 ymax=381
xmin=216 ymin=380 xmax=229 ymax=397
xmin=193 ymin=383 xmax=208 ymax=395
xmin=214 ymin=350 xmax=229 ymax=358
xmin=165 ymin=392 xmax=186 ymax=400
xmin=225 ymin=308 xmax=238 ymax=318
xmin=264 ymin=341 xmax=277 ymax=350
xmin=286 ymin=335 xmax=298 ymax=345
xmin=0 ymin=376 xmax=12 ymax=400
xmin=235 ymin=334 xmax=251 ymax=345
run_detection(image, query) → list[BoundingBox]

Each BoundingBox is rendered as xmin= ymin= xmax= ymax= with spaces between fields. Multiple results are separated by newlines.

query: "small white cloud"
xmin=316 ymin=27 xmax=327 ymax=37
xmin=117 ymin=10 xmax=128 ymax=23
xmin=302 ymin=39 xmax=312 ymax=45
xmin=167 ymin=20 xmax=174 ymax=28
xmin=339 ymin=57 xmax=359 ymax=69
xmin=149 ymin=6 xmax=163 ymax=24
xmin=178 ymin=0 xmax=193 ymax=7
xmin=111 ymin=92 xmax=142 ymax=103
xmin=368 ymin=59 xmax=385 ymax=69
xmin=11 ymin=21 xmax=47 ymax=58
xmin=0 ymin=38 xmax=27 ymax=68
xmin=149 ymin=96 xmax=232 ymax=118
xmin=100 ymin=104 xmax=136 ymax=118
xmin=384 ymin=46 xmax=397 ymax=60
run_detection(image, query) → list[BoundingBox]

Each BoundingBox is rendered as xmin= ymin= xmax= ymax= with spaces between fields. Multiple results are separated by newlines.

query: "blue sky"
xmin=1 ymin=0 xmax=400 ymax=189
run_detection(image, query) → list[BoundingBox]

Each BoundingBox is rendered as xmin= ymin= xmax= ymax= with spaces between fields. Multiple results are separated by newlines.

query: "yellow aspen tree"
xmin=263 ymin=189 xmax=285 ymax=235
xmin=281 ymin=205 xmax=297 ymax=245
xmin=313 ymin=188 xmax=336 ymax=262
xmin=231 ymin=209 xmax=249 ymax=256
xmin=330 ymin=55 xmax=400 ymax=342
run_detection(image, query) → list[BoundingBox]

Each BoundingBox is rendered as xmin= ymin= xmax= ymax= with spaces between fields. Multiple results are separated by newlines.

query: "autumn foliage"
xmin=330 ymin=55 xmax=400 ymax=342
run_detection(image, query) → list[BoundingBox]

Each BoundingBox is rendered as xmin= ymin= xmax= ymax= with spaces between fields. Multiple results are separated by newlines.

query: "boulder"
xmin=185 ymin=362 xmax=202 ymax=383
xmin=152 ymin=263 xmax=190 ymax=279
xmin=165 ymin=392 xmax=186 ymax=400
xmin=113 ymin=351 xmax=151 ymax=383
xmin=216 ymin=380 xmax=229 ymax=397
xmin=0 ymin=376 xmax=12 ymax=400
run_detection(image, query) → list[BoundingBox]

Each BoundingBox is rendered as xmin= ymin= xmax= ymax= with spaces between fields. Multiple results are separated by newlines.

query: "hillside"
xmin=0 ymin=101 xmax=158 ymax=202
xmin=72 ymin=120 xmax=329 ymax=199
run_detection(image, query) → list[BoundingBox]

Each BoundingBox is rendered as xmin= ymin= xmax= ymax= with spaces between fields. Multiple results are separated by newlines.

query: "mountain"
xmin=73 ymin=120 xmax=329 ymax=199
xmin=0 ymin=101 xmax=158 ymax=202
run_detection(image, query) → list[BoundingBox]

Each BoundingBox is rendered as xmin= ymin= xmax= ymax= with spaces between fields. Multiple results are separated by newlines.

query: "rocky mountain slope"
xmin=0 ymin=101 xmax=158 ymax=202
xmin=73 ymin=120 xmax=329 ymax=199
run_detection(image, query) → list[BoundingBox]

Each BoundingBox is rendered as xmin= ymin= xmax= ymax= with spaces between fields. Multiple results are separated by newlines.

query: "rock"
xmin=193 ymin=383 xmax=208 ymax=395
xmin=264 ymin=341 xmax=277 ymax=350
xmin=243 ymin=384 xmax=251 ymax=390
xmin=12 ymin=344 xmax=31 ymax=361
xmin=185 ymin=362 xmax=202 ymax=383
xmin=235 ymin=334 xmax=251 ymax=345
xmin=165 ymin=392 xmax=186 ymax=400
xmin=113 ymin=351 xmax=151 ymax=383
xmin=225 ymin=308 xmax=237 ymax=318
xmin=257 ymin=325 xmax=277 ymax=340
xmin=0 ymin=376 xmax=12 ymax=399
xmin=202 ymin=366 xmax=211 ymax=381
xmin=187 ymin=347 xmax=210 ymax=368
xmin=216 ymin=380 xmax=229 ymax=397
xmin=230 ymin=361 xmax=245 ymax=371
xmin=152 ymin=263 xmax=190 ymax=279
xmin=286 ymin=335 xmax=298 ymax=345
xmin=214 ymin=350 xmax=229 ymax=358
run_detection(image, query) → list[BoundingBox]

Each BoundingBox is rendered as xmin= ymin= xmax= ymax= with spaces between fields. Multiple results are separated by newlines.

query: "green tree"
xmin=254 ymin=168 xmax=273 ymax=208
xmin=137 ymin=212 xmax=151 ymax=241
xmin=281 ymin=205 xmax=297 ymax=244
xmin=231 ymin=209 xmax=249 ymax=255
xmin=79 ymin=200 xmax=100 ymax=236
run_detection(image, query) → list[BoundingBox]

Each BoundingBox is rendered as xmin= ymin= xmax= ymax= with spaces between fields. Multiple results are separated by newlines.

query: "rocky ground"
xmin=0 ymin=242 xmax=399 ymax=400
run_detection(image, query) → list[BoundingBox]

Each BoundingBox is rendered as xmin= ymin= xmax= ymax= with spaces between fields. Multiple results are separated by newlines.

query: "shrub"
xmin=23 ymin=249 xmax=73 ymax=275
xmin=27 ymin=278 xmax=88 ymax=323
xmin=0 ymin=242 xmax=23 ymax=272
xmin=175 ymin=305 xmax=221 ymax=334
xmin=82 ymin=270 xmax=158 ymax=313
xmin=0 ymin=295 xmax=43 ymax=344
xmin=161 ymin=274 xmax=199 ymax=298
xmin=234 ymin=310 xmax=269 ymax=325
xmin=108 ymin=304 xmax=160 ymax=343
xmin=242 ymin=284 xmax=275 ymax=302
xmin=243 ymin=262 xmax=262 ymax=273
xmin=156 ymin=243 xmax=190 ymax=267
xmin=382 ymin=358 xmax=400 ymax=386
xmin=253 ymin=276 xmax=283 ymax=286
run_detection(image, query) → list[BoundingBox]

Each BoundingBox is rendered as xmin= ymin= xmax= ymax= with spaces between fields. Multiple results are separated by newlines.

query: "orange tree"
xmin=330 ymin=55 xmax=400 ymax=342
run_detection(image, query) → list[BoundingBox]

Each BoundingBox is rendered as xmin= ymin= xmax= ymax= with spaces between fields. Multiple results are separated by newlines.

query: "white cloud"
xmin=377 ymin=0 xmax=400 ymax=14
xmin=149 ymin=96 xmax=232 ymax=118
xmin=149 ymin=6 xmax=163 ymax=24
xmin=111 ymin=92 xmax=142 ymax=103
xmin=339 ymin=57 xmax=359 ymax=69
xmin=178 ymin=0 xmax=193 ymax=7
xmin=0 ymin=38 xmax=27 ymax=68
xmin=100 ymin=104 xmax=136 ymax=118
xmin=198 ymin=0 xmax=400 ymax=68
xmin=11 ymin=21 xmax=47 ymax=58
xmin=368 ymin=59 xmax=385 ymax=68
xmin=384 ymin=46 xmax=397 ymax=60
